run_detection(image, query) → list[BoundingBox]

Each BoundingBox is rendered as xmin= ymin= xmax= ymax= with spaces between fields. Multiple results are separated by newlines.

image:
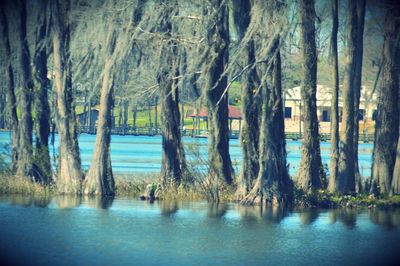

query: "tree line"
xmin=0 ymin=0 xmax=399 ymax=205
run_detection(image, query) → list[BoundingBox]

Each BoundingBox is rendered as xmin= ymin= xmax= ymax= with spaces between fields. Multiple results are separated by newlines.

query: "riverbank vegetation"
xmin=0 ymin=0 xmax=399 ymax=207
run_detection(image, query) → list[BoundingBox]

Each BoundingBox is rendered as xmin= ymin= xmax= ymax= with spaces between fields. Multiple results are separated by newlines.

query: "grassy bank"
xmin=1 ymin=174 xmax=400 ymax=208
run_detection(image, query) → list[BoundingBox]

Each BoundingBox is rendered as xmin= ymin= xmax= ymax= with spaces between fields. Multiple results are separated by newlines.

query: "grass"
xmin=0 ymin=174 xmax=52 ymax=196
xmin=2 ymin=173 xmax=400 ymax=208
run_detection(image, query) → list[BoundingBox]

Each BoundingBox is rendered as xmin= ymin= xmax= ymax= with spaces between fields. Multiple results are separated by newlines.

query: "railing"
xmin=77 ymin=126 xmax=375 ymax=142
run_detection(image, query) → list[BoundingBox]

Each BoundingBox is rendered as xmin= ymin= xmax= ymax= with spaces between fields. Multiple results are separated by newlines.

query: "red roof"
xmin=188 ymin=105 xmax=242 ymax=120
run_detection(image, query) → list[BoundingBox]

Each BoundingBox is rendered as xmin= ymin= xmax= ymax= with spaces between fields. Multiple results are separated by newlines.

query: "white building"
xmin=284 ymin=85 xmax=377 ymax=135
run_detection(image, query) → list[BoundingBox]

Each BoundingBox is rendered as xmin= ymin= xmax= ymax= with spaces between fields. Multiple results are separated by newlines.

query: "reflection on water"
xmin=1 ymin=196 xmax=400 ymax=265
xmin=299 ymin=209 xmax=320 ymax=225
xmin=237 ymin=205 xmax=289 ymax=225
xmin=53 ymin=195 xmax=82 ymax=209
xmin=159 ymin=201 xmax=179 ymax=216
xmin=328 ymin=209 xmax=360 ymax=229
xmin=207 ymin=203 xmax=228 ymax=218
xmin=369 ymin=209 xmax=400 ymax=230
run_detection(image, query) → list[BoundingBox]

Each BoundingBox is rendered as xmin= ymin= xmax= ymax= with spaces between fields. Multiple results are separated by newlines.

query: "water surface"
xmin=0 ymin=196 xmax=399 ymax=265
xmin=0 ymin=131 xmax=374 ymax=177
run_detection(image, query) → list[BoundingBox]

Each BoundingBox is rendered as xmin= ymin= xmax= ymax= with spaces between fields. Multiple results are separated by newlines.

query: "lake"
xmin=0 ymin=131 xmax=374 ymax=178
xmin=0 ymin=195 xmax=399 ymax=265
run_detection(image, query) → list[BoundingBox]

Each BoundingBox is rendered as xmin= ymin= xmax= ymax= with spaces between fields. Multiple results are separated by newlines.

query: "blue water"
xmin=0 ymin=131 xmax=373 ymax=177
xmin=0 ymin=196 xmax=399 ymax=265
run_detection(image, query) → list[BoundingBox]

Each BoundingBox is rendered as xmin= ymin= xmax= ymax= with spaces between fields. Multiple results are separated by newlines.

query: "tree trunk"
xmin=337 ymin=0 xmax=358 ymax=194
xmin=391 ymin=126 xmax=400 ymax=195
xmin=118 ymin=98 xmax=123 ymax=129
xmin=0 ymin=6 xmax=19 ymax=171
xmin=328 ymin=0 xmax=340 ymax=192
xmin=237 ymin=38 xmax=262 ymax=198
xmin=230 ymin=0 xmax=261 ymax=199
xmin=242 ymin=50 xmax=292 ymax=206
xmin=204 ymin=0 xmax=233 ymax=185
xmin=51 ymin=0 xmax=83 ymax=194
xmin=14 ymin=0 xmax=35 ymax=180
xmin=123 ymin=99 xmax=128 ymax=134
xmin=83 ymin=28 xmax=117 ymax=196
xmin=133 ymin=105 xmax=137 ymax=129
xmin=154 ymin=96 xmax=158 ymax=131
xmin=148 ymin=100 xmax=152 ymax=128
xmin=297 ymin=0 xmax=324 ymax=190
xmin=371 ymin=6 xmax=400 ymax=195
xmin=32 ymin=0 xmax=52 ymax=184
xmin=353 ymin=0 xmax=366 ymax=193
xmin=158 ymin=3 xmax=187 ymax=185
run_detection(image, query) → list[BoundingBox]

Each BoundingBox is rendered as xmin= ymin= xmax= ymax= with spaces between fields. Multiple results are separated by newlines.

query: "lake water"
xmin=0 ymin=195 xmax=399 ymax=265
xmin=0 ymin=131 xmax=374 ymax=177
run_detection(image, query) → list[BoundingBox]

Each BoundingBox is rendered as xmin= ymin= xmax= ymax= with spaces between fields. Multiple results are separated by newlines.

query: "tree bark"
xmin=353 ymin=0 xmax=366 ymax=193
xmin=123 ymin=99 xmax=129 ymax=134
xmin=204 ymin=0 xmax=233 ymax=185
xmin=242 ymin=50 xmax=292 ymax=206
xmin=297 ymin=0 xmax=324 ymax=190
xmin=83 ymin=16 xmax=118 ymax=197
xmin=371 ymin=5 xmax=400 ymax=195
xmin=328 ymin=0 xmax=340 ymax=193
xmin=158 ymin=2 xmax=187 ymax=185
xmin=13 ymin=0 xmax=35 ymax=180
xmin=231 ymin=0 xmax=262 ymax=199
xmin=32 ymin=0 xmax=52 ymax=184
xmin=391 ymin=126 xmax=400 ymax=195
xmin=337 ymin=0 xmax=358 ymax=194
xmin=0 ymin=6 xmax=19 ymax=172
xmin=51 ymin=0 xmax=83 ymax=194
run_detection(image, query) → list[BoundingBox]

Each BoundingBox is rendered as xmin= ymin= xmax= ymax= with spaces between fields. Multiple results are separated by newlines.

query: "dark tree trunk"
xmin=204 ymin=0 xmax=233 ymax=185
xmin=231 ymin=0 xmax=261 ymax=199
xmin=158 ymin=2 xmax=186 ymax=185
xmin=148 ymin=100 xmax=152 ymax=128
xmin=337 ymin=0 xmax=358 ymax=194
xmin=371 ymin=5 xmax=400 ymax=195
xmin=0 ymin=7 xmax=19 ymax=171
xmin=328 ymin=0 xmax=340 ymax=192
xmin=353 ymin=0 xmax=366 ymax=193
xmin=83 ymin=27 xmax=117 ymax=196
xmin=297 ymin=0 xmax=324 ymax=190
xmin=14 ymin=0 xmax=35 ymax=180
xmin=118 ymin=99 xmax=123 ymax=129
xmin=154 ymin=96 xmax=158 ymax=130
xmin=237 ymin=38 xmax=262 ymax=197
xmin=242 ymin=50 xmax=292 ymax=206
xmin=123 ymin=99 xmax=129 ymax=134
xmin=51 ymin=0 xmax=83 ymax=194
xmin=32 ymin=0 xmax=52 ymax=184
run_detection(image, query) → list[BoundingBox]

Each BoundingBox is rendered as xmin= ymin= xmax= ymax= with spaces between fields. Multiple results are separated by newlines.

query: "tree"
xmin=328 ymin=0 xmax=340 ymax=193
xmin=203 ymin=0 xmax=233 ymax=185
xmin=51 ymin=0 xmax=83 ymax=194
xmin=14 ymin=0 xmax=35 ymax=180
xmin=241 ymin=0 xmax=291 ymax=206
xmin=83 ymin=23 xmax=117 ymax=196
xmin=337 ymin=0 xmax=358 ymax=194
xmin=32 ymin=0 xmax=52 ymax=184
xmin=353 ymin=0 xmax=366 ymax=193
xmin=0 ymin=6 xmax=18 ymax=172
xmin=371 ymin=3 xmax=399 ymax=195
xmin=297 ymin=0 xmax=324 ymax=190
xmin=392 ymin=127 xmax=400 ymax=195
xmin=231 ymin=0 xmax=262 ymax=199
xmin=158 ymin=2 xmax=187 ymax=185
